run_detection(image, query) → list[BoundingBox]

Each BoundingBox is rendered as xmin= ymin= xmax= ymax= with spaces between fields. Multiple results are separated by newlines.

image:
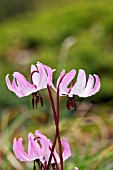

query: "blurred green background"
xmin=1 ymin=0 xmax=113 ymax=169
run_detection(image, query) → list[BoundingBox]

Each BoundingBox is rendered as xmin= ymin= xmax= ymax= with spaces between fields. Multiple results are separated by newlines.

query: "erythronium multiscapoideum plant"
xmin=5 ymin=61 xmax=101 ymax=170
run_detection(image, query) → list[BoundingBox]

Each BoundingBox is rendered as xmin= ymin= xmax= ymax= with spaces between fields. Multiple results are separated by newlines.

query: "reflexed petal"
xmin=13 ymin=72 xmax=37 ymax=96
xmin=28 ymin=133 xmax=43 ymax=160
xmin=6 ymin=72 xmax=37 ymax=98
xmin=13 ymin=138 xmax=30 ymax=161
xmin=35 ymin=130 xmax=50 ymax=161
xmin=31 ymin=64 xmax=37 ymax=73
xmin=59 ymin=69 xmax=76 ymax=95
xmin=35 ymin=130 xmax=60 ymax=164
xmin=56 ymin=70 xmax=66 ymax=88
xmin=51 ymin=70 xmax=65 ymax=92
xmin=6 ymin=74 xmax=15 ymax=91
xmin=61 ymin=138 xmax=71 ymax=161
xmin=41 ymin=63 xmax=56 ymax=85
xmin=5 ymin=74 xmax=22 ymax=98
xmin=31 ymin=62 xmax=55 ymax=90
xmin=79 ymin=74 xmax=95 ymax=97
xmin=31 ymin=64 xmax=40 ymax=86
xmin=70 ymin=69 xmax=86 ymax=97
xmin=36 ymin=62 xmax=48 ymax=89
xmin=90 ymin=74 xmax=101 ymax=96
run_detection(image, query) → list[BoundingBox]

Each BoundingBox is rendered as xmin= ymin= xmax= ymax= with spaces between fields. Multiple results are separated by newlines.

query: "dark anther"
xmin=32 ymin=97 xmax=35 ymax=109
xmin=66 ymin=95 xmax=76 ymax=110
xmin=41 ymin=162 xmax=44 ymax=169
xmin=32 ymin=92 xmax=43 ymax=109
xmin=36 ymin=95 xmax=39 ymax=109
xmin=33 ymin=160 xmax=36 ymax=170
xmin=40 ymin=96 xmax=43 ymax=107
xmin=35 ymin=159 xmax=44 ymax=169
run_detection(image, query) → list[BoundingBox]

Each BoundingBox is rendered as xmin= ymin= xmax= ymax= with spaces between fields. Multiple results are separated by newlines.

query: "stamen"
xmin=33 ymin=160 xmax=36 ymax=170
xmin=35 ymin=159 xmax=42 ymax=170
xmin=66 ymin=96 xmax=76 ymax=110
xmin=35 ymin=159 xmax=44 ymax=170
xmin=32 ymin=92 xmax=43 ymax=109
xmin=40 ymin=96 xmax=43 ymax=107
xmin=32 ymin=93 xmax=35 ymax=109
xmin=36 ymin=95 xmax=39 ymax=109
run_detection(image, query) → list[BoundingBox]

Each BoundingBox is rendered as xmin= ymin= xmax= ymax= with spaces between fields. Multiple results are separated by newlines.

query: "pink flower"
xmin=54 ymin=69 xmax=100 ymax=98
xmin=52 ymin=69 xmax=100 ymax=109
xmin=13 ymin=130 xmax=71 ymax=164
xmin=52 ymin=69 xmax=101 ymax=109
xmin=5 ymin=62 xmax=55 ymax=98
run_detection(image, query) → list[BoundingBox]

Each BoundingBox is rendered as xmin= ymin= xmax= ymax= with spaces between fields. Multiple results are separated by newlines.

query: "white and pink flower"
xmin=53 ymin=69 xmax=100 ymax=98
xmin=5 ymin=62 xmax=55 ymax=98
xmin=13 ymin=130 xmax=71 ymax=164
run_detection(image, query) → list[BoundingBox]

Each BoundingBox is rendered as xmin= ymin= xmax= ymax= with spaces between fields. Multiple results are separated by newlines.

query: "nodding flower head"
xmin=13 ymin=130 xmax=71 ymax=169
xmin=52 ymin=69 xmax=101 ymax=110
xmin=5 ymin=62 xmax=55 ymax=108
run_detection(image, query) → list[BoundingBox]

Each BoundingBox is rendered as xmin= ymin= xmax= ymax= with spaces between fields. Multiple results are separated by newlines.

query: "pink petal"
xmin=35 ymin=130 xmax=60 ymax=164
xmin=31 ymin=65 xmax=40 ymax=86
xmin=28 ymin=133 xmax=43 ymax=160
xmin=13 ymin=138 xmax=30 ymax=161
xmin=79 ymin=74 xmax=95 ymax=97
xmin=61 ymin=138 xmax=71 ymax=161
xmin=36 ymin=62 xmax=48 ymax=89
xmin=6 ymin=72 xmax=37 ymax=98
xmin=35 ymin=130 xmax=50 ymax=162
xmin=5 ymin=74 xmax=14 ymax=91
xmin=31 ymin=64 xmax=37 ymax=73
xmin=56 ymin=70 xmax=66 ymax=88
xmin=13 ymin=72 xmax=37 ymax=96
xmin=89 ymin=74 xmax=101 ymax=96
xmin=31 ymin=62 xmax=55 ymax=89
xmin=5 ymin=74 xmax=21 ymax=97
xmin=70 ymin=69 xmax=86 ymax=97
xmin=51 ymin=70 xmax=65 ymax=92
xmin=59 ymin=69 xmax=76 ymax=95
xmin=41 ymin=63 xmax=56 ymax=85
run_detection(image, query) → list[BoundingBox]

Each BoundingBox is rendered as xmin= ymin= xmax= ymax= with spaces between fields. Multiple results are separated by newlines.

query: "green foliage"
xmin=0 ymin=0 xmax=36 ymax=21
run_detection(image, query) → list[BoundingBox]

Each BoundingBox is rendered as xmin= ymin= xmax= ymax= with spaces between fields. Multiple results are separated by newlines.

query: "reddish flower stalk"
xmin=47 ymin=85 xmax=58 ymax=126
xmin=46 ymin=85 xmax=59 ymax=170
xmin=56 ymin=83 xmax=63 ymax=170
xmin=49 ymin=146 xmax=60 ymax=170
xmin=47 ymin=76 xmax=64 ymax=170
